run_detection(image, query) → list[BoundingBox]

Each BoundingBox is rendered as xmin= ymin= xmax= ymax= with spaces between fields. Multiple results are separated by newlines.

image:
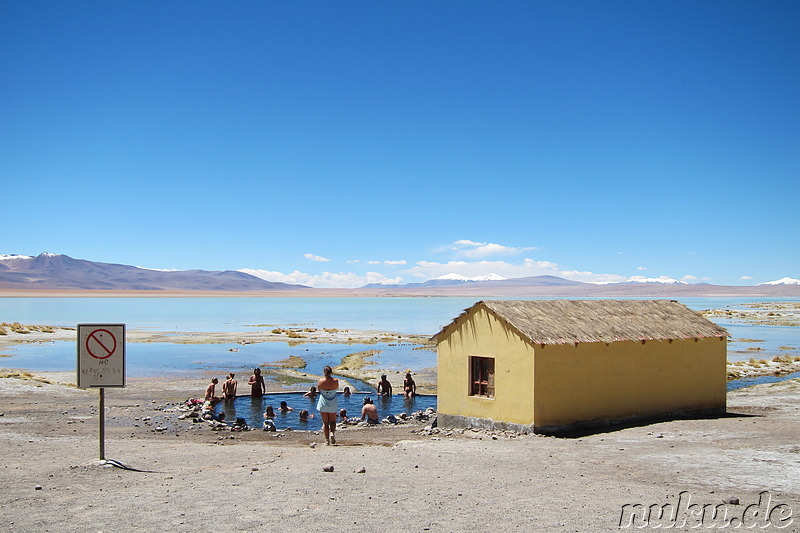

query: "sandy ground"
xmin=0 ymin=372 xmax=798 ymax=532
xmin=2 ymin=306 xmax=799 ymax=532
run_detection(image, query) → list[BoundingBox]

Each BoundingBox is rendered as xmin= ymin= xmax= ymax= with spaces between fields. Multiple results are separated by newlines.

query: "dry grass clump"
xmin=0 ymin=370 xmax=55 ymax=385
xmin=267 ymin=327 xmax=305 ymax=338
xmin=261 ymin=355 xmax=307 ymax=369
xmin=335 ymin=349 xmax=380 ymax=372
xmin=1 ymin=322 xmax=61 ymax=334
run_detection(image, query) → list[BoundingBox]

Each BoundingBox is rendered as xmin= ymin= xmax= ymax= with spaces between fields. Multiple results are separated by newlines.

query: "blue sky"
xmin=2 ymin=1 xmax=798 ymax=287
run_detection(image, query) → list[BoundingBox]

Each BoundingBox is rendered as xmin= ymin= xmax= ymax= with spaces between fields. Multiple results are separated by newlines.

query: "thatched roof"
xmin=433 ymin=300 xmax=728 ymax=345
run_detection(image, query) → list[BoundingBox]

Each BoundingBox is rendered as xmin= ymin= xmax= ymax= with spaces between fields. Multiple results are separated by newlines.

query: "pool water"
xmin=214 ymin=392 xmax=437 ymax=431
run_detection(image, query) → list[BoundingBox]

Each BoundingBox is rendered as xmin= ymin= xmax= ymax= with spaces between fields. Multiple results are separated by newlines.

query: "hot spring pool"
xmin=214 ymin=392 xmax=437 ymax=431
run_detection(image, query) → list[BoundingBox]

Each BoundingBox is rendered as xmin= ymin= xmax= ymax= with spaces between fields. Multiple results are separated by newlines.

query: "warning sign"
xmin=77 ymin=324 xmax=126 ymax=388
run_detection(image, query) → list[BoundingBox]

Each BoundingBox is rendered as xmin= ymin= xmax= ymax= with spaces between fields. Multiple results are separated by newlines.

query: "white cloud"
xmin=740 ymin=275 xmax=754 ymax=280
xmin=681 ymin=275 xmax=698 ymax=282
xmin=406 ymin=258 xmax=623 ymax=284
xmin=637 ymin=266 xmax=647 ymax=271
xmin=560 ymin=270 xmax=627 ymax=284
xmin=239 ymin=268 xmax=402 ymax=288
xmin=447 ymin=239 xmax=537 ymax=259
xmin=368 ymin=259 xmax=407 ymax=265
xmin=627 ymin=275 xmax=684 ymax=284
xmin=304 ymin=253 xmax=330 ymax=262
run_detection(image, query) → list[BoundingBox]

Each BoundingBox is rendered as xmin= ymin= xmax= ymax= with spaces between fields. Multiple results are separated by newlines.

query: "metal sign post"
xmin=77 ymin=324 xmax=126 ymax=461
xmin=99 ymin=387 xmax=105 ymax=460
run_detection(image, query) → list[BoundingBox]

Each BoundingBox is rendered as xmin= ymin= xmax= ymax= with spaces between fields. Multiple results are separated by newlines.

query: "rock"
xmin=34 ymin=485 xmax=43 ymax=490
xmin=723 ymin=497 xmax=740 ymax=505
xmin=309 ymin=443 xmax=317 ymax=449
xmin=356 ymin=467 xmax=366 ymax=474
xmin=322 ymin=464 xmax=334 ymax=472
xmin=251 ymin=467 xmax=259 ymax=472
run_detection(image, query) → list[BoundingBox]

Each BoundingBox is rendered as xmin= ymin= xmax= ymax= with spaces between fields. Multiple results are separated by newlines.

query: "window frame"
xmin=469 ymin=356 xmax=495 ymax=398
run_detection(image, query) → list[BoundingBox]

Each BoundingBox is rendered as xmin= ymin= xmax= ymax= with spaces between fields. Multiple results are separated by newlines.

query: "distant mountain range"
xmin=359 ymin=273 xmax=800 ymax=297
xmin=0 ymin=253 xmax=307 ymax=292
xmin=361 ymin=274 xmax=586 ymax=289
xmin=1 ymin=253 xmax=798 ymax=297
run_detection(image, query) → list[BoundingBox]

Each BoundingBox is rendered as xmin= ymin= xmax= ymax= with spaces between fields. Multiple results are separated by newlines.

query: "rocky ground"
xmin=0 ymin=372 xmax=798 ymax=532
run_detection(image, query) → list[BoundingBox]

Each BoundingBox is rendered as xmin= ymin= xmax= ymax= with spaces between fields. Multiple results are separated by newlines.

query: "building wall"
xmin=436 ymin=307 xmax=536 ymax=426
xmin=532 ymin=336 xmax=727 ymax=430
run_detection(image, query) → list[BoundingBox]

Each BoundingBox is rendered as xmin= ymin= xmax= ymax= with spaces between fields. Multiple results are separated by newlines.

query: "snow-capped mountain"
xmin=624 ymin=276 xmax=687 ymax=285
xmin=434 ymin=273 xmax=507 ymax=282
xmin=361 ymin=274 xmax=586 ymax=289
xmin=758 ymin=277 xmax=800 ymax=286
xmin=0 ymin=253 xmax=308 ymax=291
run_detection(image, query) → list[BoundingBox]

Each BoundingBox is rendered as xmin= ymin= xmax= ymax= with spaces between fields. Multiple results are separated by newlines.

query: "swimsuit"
xmin=316 ymin=388 xmax=339 ymax=414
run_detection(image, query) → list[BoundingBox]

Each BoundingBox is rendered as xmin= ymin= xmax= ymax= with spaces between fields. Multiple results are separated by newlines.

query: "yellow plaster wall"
xmin=533 ymin=336 xmax=727 ymax=428
xmin=437 ymin=307 xmax=536 ymax=425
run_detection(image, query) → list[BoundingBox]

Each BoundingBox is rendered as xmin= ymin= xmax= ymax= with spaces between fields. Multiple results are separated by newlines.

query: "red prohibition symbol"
xmin=86 ymin=329 xmax=116 ymax=360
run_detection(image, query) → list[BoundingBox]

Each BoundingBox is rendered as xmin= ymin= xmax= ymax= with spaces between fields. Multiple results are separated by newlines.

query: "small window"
xmin=470 ymin=356 xmax=495 ymax=398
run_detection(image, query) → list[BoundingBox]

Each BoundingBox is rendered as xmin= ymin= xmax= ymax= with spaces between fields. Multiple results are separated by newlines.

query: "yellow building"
xmin=433 ymin=300 xmax=728 ymax=434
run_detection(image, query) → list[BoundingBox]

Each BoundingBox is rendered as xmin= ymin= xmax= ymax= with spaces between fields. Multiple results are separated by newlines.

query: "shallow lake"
xmin=2 ymin=296 xmax=798 ymax=389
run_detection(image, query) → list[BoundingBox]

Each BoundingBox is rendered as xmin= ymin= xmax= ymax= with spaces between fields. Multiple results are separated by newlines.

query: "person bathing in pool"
xmin=361 ymin=396 xmax=379 ymax=424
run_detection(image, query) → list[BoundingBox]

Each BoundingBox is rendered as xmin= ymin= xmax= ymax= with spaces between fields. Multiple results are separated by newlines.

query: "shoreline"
xmin=0 ymin=324 xmax=439 ymax=394
xmin=3 ymin=284 xmax=800 ymax=298
xmin=4 ymin=320 xmax=800 ymax=385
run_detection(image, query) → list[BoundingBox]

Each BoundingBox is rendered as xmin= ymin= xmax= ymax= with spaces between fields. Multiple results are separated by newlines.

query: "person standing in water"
xmin=377 ymin=375 xmax=392 ymax=396
xmin=248 ymin=368 xmax=265 ymax=397
xmin=316 ymin=366 xmax=339 ymax=445
xmin=222 ymin=373 xmax=238 ymax=400
xmin=403 ymin=372 xmax=416 ymax=398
